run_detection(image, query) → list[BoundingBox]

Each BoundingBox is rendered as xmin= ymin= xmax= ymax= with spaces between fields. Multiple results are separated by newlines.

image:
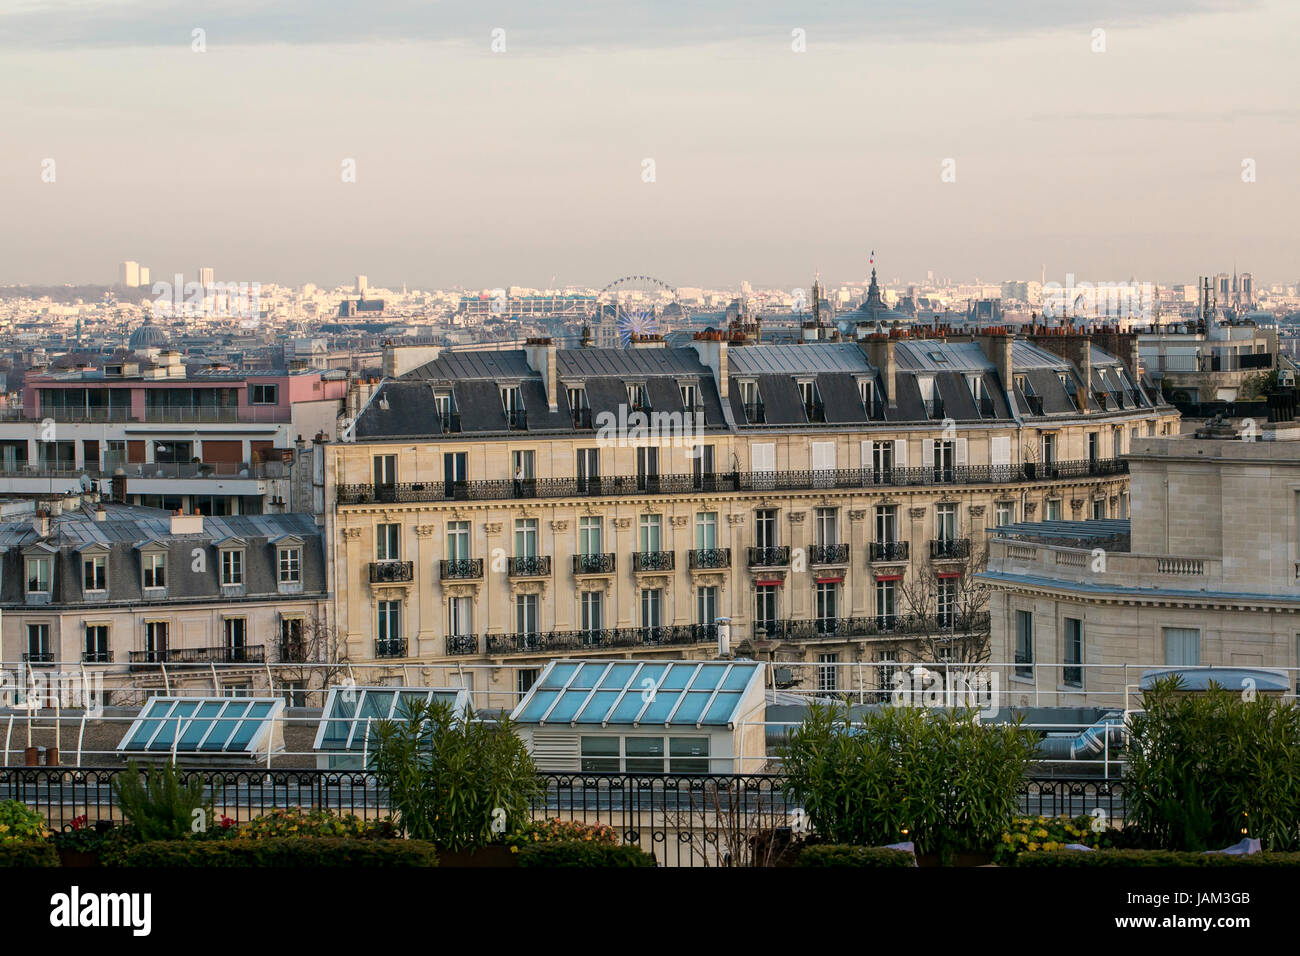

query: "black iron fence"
xmin=0 ymin=768 xmax=1127 ymax=868
xmin=338 ymin=458 xmax=1128 ymax=505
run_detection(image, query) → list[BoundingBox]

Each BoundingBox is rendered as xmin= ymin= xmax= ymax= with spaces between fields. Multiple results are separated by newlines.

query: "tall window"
xmin=143 ymin=553 xmax=166 ymax=589
xmin=1092 ymin=498 xmax=1106 ymax=520
xmin=1087 ymin=432 xmax=1099 ymax=464
xmin=874 ymin=505 xmax=897 ymax=543
xmin=1015 ymin=610 xmax=1034 ymax=677
xmin=755 ymin=585 xmax=778 ymax=634
xmin=517 ymin=668 xmax=539 ymax=697
xmin=875 ymin=650 xmax=898 ymax=697
xmin=377 ymin=601 xmax=402 ymax=654
xmin=818 ymin=653 xmax=840 ymax=692
xmin=443 ymin=451 xmax=467 ymax=486
xmin=224 ymin=618 xmax=247 ymax=657
xmin=937 ymin=576 xmax=958 ymax=627
xmin=640 ymin=588 xmax=662 ymax=629
xmin=446 ymin=521 xmax=470 ymax=561
xmin=85 ymin=624 xmax=110 ymax=663
xmin=145 ymin=620 xmax=168 ymax=659
xmin=1044 ymin=498 xmax=1062 ymax=521
xmin=578 ymin=516 xmax=602 ymax=555
xmin=815 ymin=582 xmax=838 ymax=630
xmin=221 ymin=549 xmax=244 ymax=586
xmin=26 ymin=624 xmax=50 ymax=661
xmin=1163 ymin=627 xmax=1200 ymax=666
xmin=692 ymin=444 xmax=715 ymax=488
xmin=1063 ymin=618 xmax=1083 ymax=686
xmin=754 ymin=509 xmax=778 ymax=549
xmin=696 ymin=586 xmax=717 ymax=626
xmin=638 ymin=514 xmax=662 ymax=553
xmin=1041 ymin=433 xmax=1057 ymax=465
xmin=514 ymin=518 xmax=538 ymax=558
xmin=515 ymin=593 xmax=539 ymax=636
xmin=1113 ymin=427 xmax=1123 ymax=458
xmin=448 ymin=596 xmax=472 ymax=637
xmin=576 ymin=448 xmax=599 ymax=489
xmin=935 ymin=503 xmax=957 ymax=542
xmin=26 ymin=556 xmax=52 ymax=594
xmin=932 ymin=440 xmax=955 ymax=481
xmin=995 ymin=502 xmax=1015 ymax=527
xmin=376 ymin=523 xmax=400 ymax=561
xmin=695 ymin=512 xmax=717 ymax=550
xmin=815 ymin=507 xmax=838 ymax=547
xmin=636 ymin=446 xmax=658 ymax=488
xmin=871 ymin=440 xmax=894 ymax=480
xmin=581 ymin=591 xmax=603 ymax=633
xmin=876 ymin=579 xmax=897 ymax=625
xmin=83 ymin=555 xmax=107 ymax=591
xmin=373 ymin=454 xmax=396 ymax=488
xmin=679 ymin=383 xmax=698 ymax=408
xmin=511 ymin=449 xmax=535 ymax=480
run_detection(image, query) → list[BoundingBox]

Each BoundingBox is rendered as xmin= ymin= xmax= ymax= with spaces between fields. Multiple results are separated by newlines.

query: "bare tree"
xmin=895 ymin=543 xmax=992 ymax=667
xmin=273 ymin=614 xmax=352 ymax=706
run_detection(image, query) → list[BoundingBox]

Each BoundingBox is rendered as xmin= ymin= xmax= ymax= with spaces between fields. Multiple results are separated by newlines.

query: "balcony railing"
xmin=748 ymin=546 xmax=791 ymax=567
xmin=869 ymin=540 xmax=909 ymax=562
xmin=687 ymin=548 xmax=731 ymax=570
xmin=446 ymin=634 xmax=478 ymax=656
xmin=337 ymin=459 xmax=1127 ymax=506
xmin=440 ymin=558 xmax=484 ymax=580
xmin=930 ymin=538 xmax=971 ymax=560
xmin=82 ymin=651 xmax=113 ymax=664
xmin=752 ymin=613 xmax=989 ymax=642
xmin=128 ymin=645 xmax=266 ymax=667
xmin=632 ymin=551 xmax=675 ymax=572
xmin=809 ymin=544 xmax=850 ymax=565
xmin=369 ymin=560 xmax=414 ymax=583
xmin=22 ymin=652 xmax=54 ymax=664
xmin=376 ymin=638 xmax=408 ymax=659
xmin=277 ymin=642 xmax=309 ymax=663
xmin=484 ymin=625 xmax=712 ymax=656
xmin=572 ymin=553 xmax=616 ymax=574
xmin=508 ymin=556 xmax=551 ymax=577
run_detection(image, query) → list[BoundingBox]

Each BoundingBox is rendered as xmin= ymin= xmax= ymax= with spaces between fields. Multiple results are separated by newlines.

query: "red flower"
xmin=70 ymin=815 xmax=88 ymax=831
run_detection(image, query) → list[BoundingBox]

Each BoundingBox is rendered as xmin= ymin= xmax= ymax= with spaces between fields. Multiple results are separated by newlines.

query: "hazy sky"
xmin=1 ymin=0 xmax=1297 ymax=291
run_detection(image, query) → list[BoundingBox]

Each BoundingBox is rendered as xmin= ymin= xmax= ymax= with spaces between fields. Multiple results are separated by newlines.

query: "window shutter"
xmin=752 ymin=442 xmax=775 ymax=472
xmin=922 ymin=439 xmax=934 ymax=470
xmin=990 ymin=436 xmax=1011 ymax=466
xmin=893 ymin=439 xmax=907 ymax=468
xmin=811 ymin=442 xmax=835 ymax=471
xmin=861 ymin=441 xmax=871 ymax=468
xmin=955 ymin=438 xmax=968 ymax=467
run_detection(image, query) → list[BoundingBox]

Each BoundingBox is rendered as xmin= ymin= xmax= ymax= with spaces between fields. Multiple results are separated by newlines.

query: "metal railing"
xmin=572 ymin=553 xmax=616 ymax=574
xmin=632 ymin=551 xmax=675 ymax=572
xmin=747 ymin=546 xmax=790 ymax=567
xmin=484 ymin=625 xmax=711 ymax=655
xmin=375 ymin=638 xmax=407 ymax=659
xmin=687 ymin=548 xmax=731 ymax=570
xmin=127 ymin=645 xmax=266 ymax=666
xmin=930 ymin=538 xmax=971 ymax=560
xmin=337 ymin=459 xmax=1128 ymax=505
xmin=809 ymin=544 xmax=849 ymax=565
xmin=369 ymin=560 xmax=414 ymax=584
xmin=439 ymin=558 xmax=484 ymax=580
xmin=868 ymin=540 xmax=909 ymax=562
xmin=0 ymin=767 xmax=1128 ymax=867
xmin=507 ymin=556 xmax=551 ymax=577
xmin=752 ymin=613 xmax=988 ymax=641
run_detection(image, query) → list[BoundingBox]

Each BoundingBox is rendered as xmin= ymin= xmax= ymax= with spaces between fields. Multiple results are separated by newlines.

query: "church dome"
xmin=129 ymin=317 xmax=169 ymax=351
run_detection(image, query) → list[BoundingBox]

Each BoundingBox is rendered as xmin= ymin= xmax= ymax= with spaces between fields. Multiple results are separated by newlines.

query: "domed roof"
xmin=129 ymin=317 xmax=169 ymax=351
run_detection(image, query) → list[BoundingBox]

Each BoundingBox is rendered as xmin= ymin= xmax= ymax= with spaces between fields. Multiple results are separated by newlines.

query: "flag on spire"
xmin=869 ymin=249 xmax=875 ymax=265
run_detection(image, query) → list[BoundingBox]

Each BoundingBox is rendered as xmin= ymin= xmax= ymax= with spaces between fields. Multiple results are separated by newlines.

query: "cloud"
xmin=0 ymin=0 xmax=1256 ymax=51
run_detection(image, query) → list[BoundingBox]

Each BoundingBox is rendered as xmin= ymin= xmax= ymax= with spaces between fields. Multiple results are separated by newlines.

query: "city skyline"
xmin=2 ymin=0 xmax=1297 ymax=288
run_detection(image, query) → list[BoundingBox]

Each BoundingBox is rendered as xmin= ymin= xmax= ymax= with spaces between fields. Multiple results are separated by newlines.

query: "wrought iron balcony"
xmin=440 ymin=558 xmax=484 ymax=580
xmin=337 ymin=458 xmax=1129 ymax=505
xmin=632 ymin=551 xmax=675 ymax=572
xmin=869 ymin=540 xmax=909 ymax=562
xmin=81 ymin=651 xmax=113 ymax=664
xmin=483 ymin=625 xmax=709 ymax=656
xmin=446 ymin=634 xmax=478 ymax=656
xmin=809 ymin=544 xmax=849 ymax=565
xmin=507 ymin=555 xmax=551 ymax=577
xmin=369 ymin=560 xmax=414 ymax=583
xmin=376 ymin=638 xmax=408 ymax=659
xmin=277 ymin=641 xmax=309 ymax=663
xmin=687 ymin=548 xmax=731 ymax=570
xmin=572 ymin=552 xmax=616 ymax=575
xmin=22 ymin=652 xmax=54 ymax=664
xmin=747 ymin=546 xmax=790 ymax=567
xmin=128 ymin=645 xmax=266 ymax=668
xmin=930 ymin=538 xmax=971 ymax=560
xmin=751 ymin=613 xmax=989 ymax=642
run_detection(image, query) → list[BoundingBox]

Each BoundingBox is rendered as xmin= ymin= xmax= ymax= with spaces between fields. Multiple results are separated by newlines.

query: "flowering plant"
xmin=240 ymin=807 xmax=395 ymax=839
xmin=502 ymin=818 xmax=619 ymax=847
xmin=992 ymin=814 xmax=1117 ymax=864
xmin=0 ymin=800 xmax=50 ymax=843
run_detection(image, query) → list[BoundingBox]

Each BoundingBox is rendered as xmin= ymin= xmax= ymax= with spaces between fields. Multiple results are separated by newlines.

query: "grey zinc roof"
xmin=1010 ymin=341 xmax=1073 ymax=370
xmin=728 ymin=343 xmax=873 ymax=375
xmin=895 ymin=340 xmax=993 ymax=372
xmin=556 ymin=347 xmax=711 ymax=377
xmin=407 ymin=349 xmax=534 ymax=381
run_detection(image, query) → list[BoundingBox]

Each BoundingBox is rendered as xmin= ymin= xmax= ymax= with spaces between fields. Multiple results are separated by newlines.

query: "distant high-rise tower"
xmin=119 ymin=261 xmax=140 ymax=287
xmin=357 ymin=275 xmax=369 ymax=295
xmin=199 ymin=267 xmax=215 ymax=290
xmin=139 ymin=266 xmax=150 ymax=286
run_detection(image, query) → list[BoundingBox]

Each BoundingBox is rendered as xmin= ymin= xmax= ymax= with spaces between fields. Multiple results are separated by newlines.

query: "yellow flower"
xmin=1027 ymin=842 xmax=1039 ymax=852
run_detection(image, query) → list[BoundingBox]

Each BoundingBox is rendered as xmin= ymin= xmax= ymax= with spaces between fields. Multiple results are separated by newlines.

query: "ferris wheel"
xmin=592 ymin=275 xmax=679 ymax=346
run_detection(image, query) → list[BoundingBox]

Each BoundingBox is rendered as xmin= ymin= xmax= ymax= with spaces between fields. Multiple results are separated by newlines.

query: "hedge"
xmin=517 ymin=841 xmax=656 ymax=868
xmin=796 ymin=845 xmax=917 ymax=868
xmin=1017 ymin=849 xmax=1300 ymax=867
xmin=0 ymin=841 xmax=59 ymax=868
xmin=119 ymin=837 xmax=439 ymax=867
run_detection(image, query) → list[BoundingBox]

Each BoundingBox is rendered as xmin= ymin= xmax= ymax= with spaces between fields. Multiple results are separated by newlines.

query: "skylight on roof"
xmin=118 ymin=697 xmax=284 ymax=757
xmin=313 ymin=686 xmax=470 ymax=752
xmin=927 ymin=350 xmax=949 ymax=364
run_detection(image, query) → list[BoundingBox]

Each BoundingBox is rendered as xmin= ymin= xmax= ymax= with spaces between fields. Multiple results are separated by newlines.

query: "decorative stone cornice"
xmin=509 ymin=579 xmax=547 ymax=597
xmin=444 ymin=583 xmax=478 ymax=599
xmin=669 ymin=515 xmax=689 ymax=528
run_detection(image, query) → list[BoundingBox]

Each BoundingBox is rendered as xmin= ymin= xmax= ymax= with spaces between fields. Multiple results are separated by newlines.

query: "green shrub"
xmin=1126 ymin=676 xmax=1300 ymax=851
xmin=778 ymin=701 xmax=1038 ymax=860
xmin=372 ymin=699 xmax=540 ymax=850
xmin=796 ymin=845 xmax=916 ymax=868
xmin=240 ymin=808 xmax=395 ymax=839
xmin=0 ymin=841 xmax=59 ymax=867
xmin=992 ymin=814 xmax=1116 ymax=865
xmin=504 ymin=818 xmax=619 ymax=847
xmin=111 ymin=763 xmax=216 ymax=841
xmin=118 ymin=837 xmax=439 ymax=867
xmin=517 ymin=840 xmax=656 ymax=868
xmin=1018 ymin=849 xmax=1300 ymax=867
xmin=0 ymin=800 xmax=50 ymax=843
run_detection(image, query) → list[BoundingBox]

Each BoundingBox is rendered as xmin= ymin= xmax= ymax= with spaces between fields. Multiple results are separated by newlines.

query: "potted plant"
xmin=51 ymin=816 xmax=112 ymax=867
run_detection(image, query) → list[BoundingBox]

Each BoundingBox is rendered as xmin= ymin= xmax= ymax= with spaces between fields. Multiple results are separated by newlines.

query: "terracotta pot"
xmin=45 ymin=747 xmax=59 ymax=766
xmin=435 ymin=845 xmax=520 ymax=868
xmin=24 ymin=747 xmax=40 ymax=767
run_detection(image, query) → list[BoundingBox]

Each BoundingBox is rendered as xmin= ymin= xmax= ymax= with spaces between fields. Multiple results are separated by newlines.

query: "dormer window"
xmin=679 ymin=383 xmax=698 ymax=409
xmin=278 ymin=546 xmax=302 ymax=585
xmin=926 ymin=350 xmax=950 ymax=365
xmin=858 ymin=378 xmax=874 ymax=409
xmin=798 ymin=380 xmax=824 ymax=422
xmin=83 ymin=554 xmax=107 ymax=592
xmin=627 ymin=383 xmax=649 ymax=411
xmin=221 ymin=548 xmax=244 ymax=586
xmin=501 ymin=385 xmax=525 ymax=428
xmin=26 ymin=556 xmax=51 ymax=595
xmin=143 ymin=553 xmax=166 ymax=589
